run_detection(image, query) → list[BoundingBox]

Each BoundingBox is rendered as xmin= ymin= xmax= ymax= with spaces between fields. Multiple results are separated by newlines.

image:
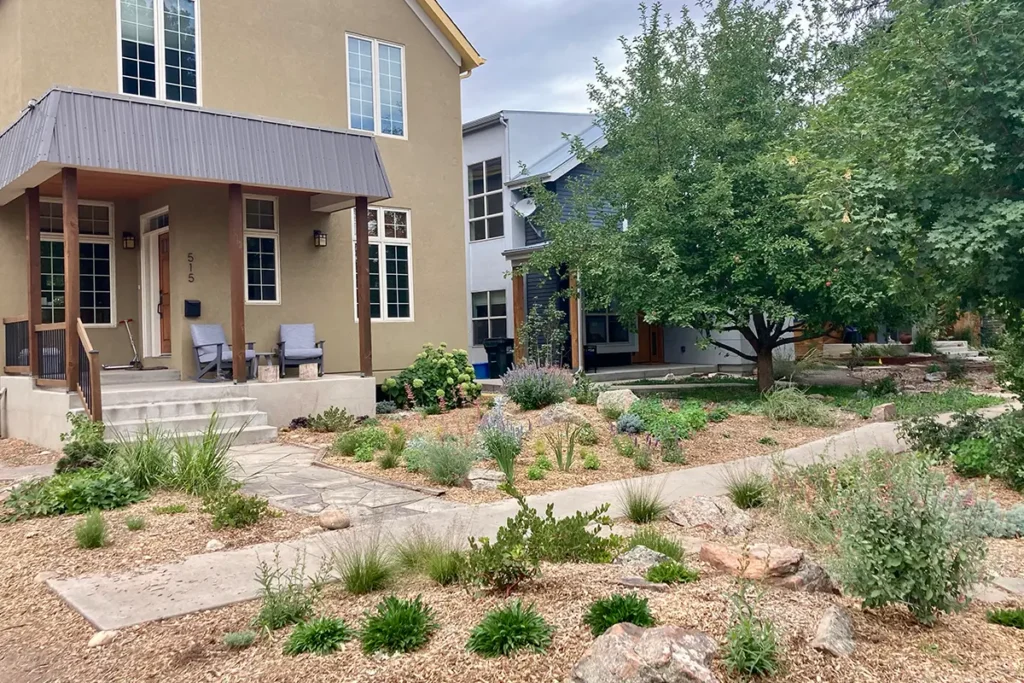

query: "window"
xmin=585 ymin=308 xmax=630 ymax=345
xmin=471 ymin=291 xmax=507 ymax=345
xmin=347 ymin=35 xmax=406 ymax=137
xmin=39 ymin=201 xmax=116 ymax=326
xmin=244 ymin=196 xmax=280 ymax=304
xmin=468 ymin=158 xmax=504 ymax=241
xmin=353 ymin=208 xmax=412 ymax=321
xmin=119 ymin=0 xmax=200 ymax=104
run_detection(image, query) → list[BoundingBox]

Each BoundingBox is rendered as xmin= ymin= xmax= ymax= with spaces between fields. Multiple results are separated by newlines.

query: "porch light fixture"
xmin=122 ymin=232 xmax=136 ymax=250
xmin=313 ymin=230 xmax=327 ymax=248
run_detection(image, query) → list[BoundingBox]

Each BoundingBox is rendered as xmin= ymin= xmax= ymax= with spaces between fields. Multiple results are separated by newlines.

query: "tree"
xmin=528 ymin=0 xmax=911 ymax=390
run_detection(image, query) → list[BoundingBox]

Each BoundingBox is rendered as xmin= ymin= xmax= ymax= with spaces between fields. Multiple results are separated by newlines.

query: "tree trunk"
xmin=756 ymin=346 xmax=775 ymax=392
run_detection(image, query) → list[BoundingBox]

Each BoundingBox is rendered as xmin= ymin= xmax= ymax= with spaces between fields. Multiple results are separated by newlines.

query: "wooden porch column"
xmin=25 ymin=187 xmax=41 ymax=376
xmin=355 ymin=196 xmax=373 ymax=377
xmin=228 ymin=184 xmax=247 ymax=383
xmin=568 ymin=271 xmax=580 ymax=370
xmin=512 ymin=269 xmax=526 ymax=364
xmin=62 ymin=168 xmax=80 ymax=392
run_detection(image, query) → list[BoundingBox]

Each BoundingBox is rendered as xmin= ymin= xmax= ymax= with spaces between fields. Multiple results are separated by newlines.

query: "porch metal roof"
xmin=0 ymin=87 xmax=393 ymax=207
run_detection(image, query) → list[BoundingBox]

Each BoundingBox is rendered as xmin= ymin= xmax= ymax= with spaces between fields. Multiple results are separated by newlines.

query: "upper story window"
xmin=347 ymin=35 xmax=406 ymax=138
xmin=468 ymin=158 xmax=503 ymax=241
xmin=119 ymin=0 xmax=201 ymax=104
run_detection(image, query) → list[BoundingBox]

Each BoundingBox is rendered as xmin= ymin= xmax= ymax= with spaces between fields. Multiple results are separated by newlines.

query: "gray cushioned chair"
xmin=191 ymin=324 xmax=255 ymax=382
xmin=277 ymin=324 xmax=325 ymax=377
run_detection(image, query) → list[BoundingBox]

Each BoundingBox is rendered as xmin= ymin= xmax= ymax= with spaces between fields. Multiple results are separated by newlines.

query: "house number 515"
xmin=187 ymin=253 xmax=195 ymax=283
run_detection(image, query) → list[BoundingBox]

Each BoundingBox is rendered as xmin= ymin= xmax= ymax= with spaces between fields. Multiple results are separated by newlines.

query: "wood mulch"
xmin=0 ymin=438 xmax=61 ymax=469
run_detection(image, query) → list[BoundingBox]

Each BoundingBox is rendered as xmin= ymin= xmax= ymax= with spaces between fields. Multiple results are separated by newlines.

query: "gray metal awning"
xmin=0 ymin=87 xmax=393 ymax=209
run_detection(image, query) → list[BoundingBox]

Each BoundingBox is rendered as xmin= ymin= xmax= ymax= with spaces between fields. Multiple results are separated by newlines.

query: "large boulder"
xmin=613 ymin=545 xmax=672 ymax=573
xmin=318 ymin=506 xmax=351 ymax=530
xmin=597 ymin=389 xmax=639 ymax=415
xmin=467 ymin=468 xmax=506 ymax=491
xmin=810 ymin=606 xmax=855 ymax=657
xmin=772 ymin=559 xmax=837 ymax=594
xmin=571 ymin=623 xmax=720 ymax=683
xmin=699 ymin=543 xmax=803 ymax=579
xmin=870 ymin=402 xmax=896 ymax=421
xmin=667 ymin=496 xmax=752 ymax=536
xmin=536 ymin=402 xmax=590 ymax=427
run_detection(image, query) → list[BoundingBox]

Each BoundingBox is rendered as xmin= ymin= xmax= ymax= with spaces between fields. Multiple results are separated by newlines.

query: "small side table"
xmin=252 ymin=352 xmax=279 ymax=382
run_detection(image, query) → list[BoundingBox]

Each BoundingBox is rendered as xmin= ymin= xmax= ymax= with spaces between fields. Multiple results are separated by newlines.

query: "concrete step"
xmin=105 ymin=411 xmax=269 ymax=440
xmin=102 ymin=397 xmax=259 ymax=423
xmin=156 ymin=424 xmax=278 ymax=446
xmin=101 ymin=383 xmax=249 ymax=406
xmin=942 ymin=349 xmax=980 ymax=358
xmin=935 ymin=340 xmax=970 ymax=350
xmin=101 ymin=369 xmax=181 ymax=385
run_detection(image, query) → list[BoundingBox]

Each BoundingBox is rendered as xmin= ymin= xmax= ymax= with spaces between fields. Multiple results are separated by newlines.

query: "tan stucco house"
xmin=0 ymin=0 xmax=483 ymax=448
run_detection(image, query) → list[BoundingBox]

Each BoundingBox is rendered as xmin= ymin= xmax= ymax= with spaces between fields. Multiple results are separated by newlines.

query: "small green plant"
xmin=307 ymin=406 xmax=356 ymax=433
xmin=3 ymin=469 xmax=145 ymax=520
xmin=601 ymin=406 xmax=624 ymax=421
xmin=426 ymin=550 xmax=464 ymax=586
xmin=466 ymin=600 xmax=553 ymax=657
xmin=377 ymin=449 xmax=401 ymax=469
xmin=393 ymin=528 xmax=445 ymax=572
xmin=252 ymin=552 xmax=326 ymax=631
xmin=334 ymin=426 xmax=389 ymax=456
xmin=377 ymin=426 xmax=405 ymax=470
xmin=708 ymin=406 xmax=730 ymax=423
xmin=125 ymin=515 xmax=146 ymax=531
xmin=414 ymin=438 xmax=480 ymax=486
xmin=223 ymin=630 xmax=257 ymax=650
xmin=946 ymin=357 xmax=967 ymax=381
xmin=503 ymin=364 xmax=574 ymax=410
xmin=535 ymin=453 xmax=554 ymax=471
xmin=283 ymin=616 xmax=354 ymax=656
xmin=633 ymin=447 xmax=653 ymax=471
xmin=912 ymin=330 xmax=936 ymax=354
xmin=545 ymin=424 xmax=582 ymax=471
xmin=645 ymin=560 xmax=699 ymax=584
xmin=354 ymin=445 xmax=374 ymax=462
xmin=56 ymin=412 xmax=114 ymax=474
xmin=723 ymin=583 xmax=780 ymax=678
xmin=868 ymin=375 xmax=899 ymax=397
xmin=526 ymin=465 xmax=545 ymax=480
xmin=203 ymin=488 xmax=269 ymax=529
xmin=616 ymin=412 xmax=645 ymax=434
xmin=660 ymin=438 xmax=686 ymax=464
xmin=108 ymin=426 xmax=172 ymax=491
xmin=576 ymin=422 xmax=599 ymax=445
xmin=951 ymin=438 xmax=995 ymax=477
xmin=613 ymin=435 xmax=637 ymax=458
xmin=480 ymin=413 xmax=524 ymax=485
xmin=334 ymin=537 xmax=395 ymax=595
xmin=987 ymin=607 xmax=1024 ymax=629
xmin=926 ymin=361 xmax=942 ymax=374
xmin=618 ymin=479 xmax=667 ymax=524
xmin=628 ymin=528 xmax=682 ymax=561
xmin=169 ymin=415 xmax=240 ymax=496
xmin=74 ymin=509 xmax=108 ymax=549
xmin=360 ymin=595 xmax=438 ymax=655
xmin=757 ymin=436 xmax=779 ymax=447
xmin=724 ymin=469 xmax=769 ymax=509
xmin=375 ymin=400 xmax=399 ymax=415
xmin=152 ymin=503 xmax=188 ymax=515
xmin=584 ymin=594 xmax=655 ymax=636
xmin=761 ymin=387 xmax=838 ymax=427
xmin=582 ymin=450 xmax=601 ymax=470
xmin=571 ymin=370 xmax=600 ymax=406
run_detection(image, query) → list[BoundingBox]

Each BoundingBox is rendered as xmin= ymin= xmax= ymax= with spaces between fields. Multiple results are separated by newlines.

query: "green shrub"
xmin=946 ymin=357 xmax=968 ymax=381
xmin=466 ymin=600 xmax=553 ymax=657
xmin=56 ymin=412 xmax=114 ymax=474
xmin=628 ymin=528 xmax=682 ymax=561
xmin=990 ymin=410 xmax=1024 ymax=491
xmin=108 ymin=427 xmax=173 ymax=490
xmin=334 ymin=426 xmax=389 ymax=456
xmin=334 ymin=538 xmax=395 ymax=595
xmin=974 ymin=500 xmax=1024 ymax=538
xmin=616 ymin=412 xmax=645 ymax=435
xmin=252 ymin=553 xmax=326 ymax=631
xmin=996 ymin=324 xmax=1024 ymax=400
xmin=410 ymin=438 xmax=479 ymax=486
xmin=633 ymin=447 xmax=653 ymax=471
xmin=613 ymin=435 xmax=637 ymax=458
xmin=382 ymin=343 xmax=481 ymax=409
xmin=360 ymin=595 xmax=438 ymax=655
xmin=723 ymin=585 xmax=780 ymax=678
xmin=761 ymin=387 xmax=838 ymax=427
xmin=912 ymin=330 xmax=936 ymax=354
xmin=545 ymin=424 xmax=582 ymax=471
xmin=426 ymin=550 xmax=464 ymax=586
xmin=868 ymin=375 xmax=899 ymax=397
xmin=377 ymin=426 xmax=405 ymax=469
xmin=223 ymin=630 xmax=257 ymax=650
xmin=480 ymin=414 xmax=524 ymax=485
xmin=725 ymin=470 xmax=769 ymax=509
xmin=951 ymin=439 xmax=995 ymax=477
xmin=526 ymin=465 xmax=545 ymax=481
xmin=927 ymin=361 xmax=942 ymax=374
xmin=354 ymin=445 xmax=374 ymax=462
xmin=203 ymin=488 xmax=269 ymax=529
xmin=618 ymin=479 xmax=667 ymax=524
xmin=582 ymin=450 xmax=600 ymax=470
xmin=584 ymin=594 xmax=655 ymax=636
xmin=3 ymin=469 xmax=145 ymax=520
xmin=757 ymin=436 xmax=779 ymax=447
xmin=708 ymin=406 xmax=730 ymax=423
xmin=987 ymin=607 xmax=1024 ymax=629
xmin=125 ymin=515 xmax=146 ymax=531
xmin=168 ymin=415 xmax=238 ymax=496
xmin=570 ymin=371 xmax=600 ymax=406
xmin=535 ymin=453 xmax=554 ymax=471
xmin=660 ymin=439 xmax=686 ymax=464
xmin=307 ymin=406 xmax=356 ymax=433
xmin=897 ymin=410 xmax=987 ymax=457
xmin=503 ymin=364 xmax=573 ymax=410
xmin=152 ymin=503 xmax=188 ymax=515
xmin=375 ymin=400 xmax=399 ymax=415
xmin=283 ymin=616 xmax=354 ymax=656
xmin=576 ymin=422 xmax=599 ymax=445
xmin=601 ymin=406 xmax=623 ymax=421
xmin=377 ymin=450 xmax=401 ymax=469
xmin=645 ymin=560 xmax=699 ymax=584
xmin=74 ymin=510 xmax=108 ymax=549
xmin=628 ymin=398 xmax=707 ymax=441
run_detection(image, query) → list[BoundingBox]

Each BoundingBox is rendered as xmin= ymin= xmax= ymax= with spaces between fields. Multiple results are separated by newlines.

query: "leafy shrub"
xmin=75 ymin=510 xmax=108 ymax=549
xmin=723 ymin=584 xmax=780 ymax=678
xmin=545 ymin=424 xmax=582 ymax=471
xmin=360 ymin=595 xmax=438 ymax=655
xmin=897 ymin=410 xmax=987 ymax=457
xmin=725 ymin=470 xmax=769 ymax=509
xmin=645 ymin=560 xmax=699 ymax=584
xmin=618 ymin=479 xmax=667 ymax=524
xmin=628 ymin=528 xmax=682 ymax=561
xmin=584 ymin=594 xmax=655 ymax=636
xmin=334 ymin=426 xmax=388 ymax=456
xmin=334 ymin=538 xmax=395 ymax=595
xmin=253 ymin=553 xmax=326 ymax=631
xmin=761 ymin=387 xmax=838 ymax=427
xmin=503 ymin=364 xmax=573 ymax=410
xmin=616 ymin=412 xmax=645 ymax=435
xmin=283 ymin=616 xmax=353 ymax=656
xmin=375 ymin=400 xmax=399 ymax=415
xmin=600 ymin=406 xmax=623 ymax=421
xmin=382 ymin=343 xmax=482 ymax=409
xmin=660 ymin=439 xmax=686 ymax=464
xmin=990 ymin=410 xmax=1024 ymax=491
xmin=951 ymin=439 xmax=995 ymax=477
xmin=582 ymin=450 xmax=600 ymax=470
xmin=307 ymin=406 xmax=355 ymax=433
xmin=526 ymin=465 xmax=545 ymax=481
xmin=467 ymin=600 xmax=553 ymax=657
xmin=223 ymin=630 xmax=257 ymax=650
xmin=354 ymin=445 xmax=374 ymax=462
xmin=868 ymin=375 xmax=899 ymax=397
xmin=629 ymin=399 xmax=707 ymax=441
xmin=576 ymin=422 xmax=599 ymax=445
xmin=4 ymin=469 xmax=145 ymax=519
xmin=708 ymin=406 xmax=730 ymax=423
xmin=535 ymin=453 xmax=554 ymax=471
xmin=125 ymin=515 xmax=146 ymax=531
xmin=927 ymin=361 xmax=943 ymax=374
xmin=973 ymin=499 xmax=1024 ymax=538
xmin=108 ymin=427 xmax=173 ymax=491
xmin=912 ymin=330 xmax=936 ymax=354
xmin=946 ymin=357 xmax=967 ymax=381
xmin=571 ymin=371 xmax=600 ymax=405
xmin=169 ymin=416 xmax=239 ymax=496
xmin=152 ymin=503 xmax=188 ymax=515
xmin=987 ymin=607 xmax=1024 ymax=629
xmin=56 ymin=412 xmax=114 ymax=474
xmin=613 ymin=435 xmax=637 ymax=457
xmin=996 ymin=323 xmax=1024 ymax=400
xmin=203 ymin=488 xmax=269 ymax=529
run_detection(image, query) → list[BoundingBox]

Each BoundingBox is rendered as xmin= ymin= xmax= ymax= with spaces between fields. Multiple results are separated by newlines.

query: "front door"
xmin=632 ymin=316 xmax=665 ymax=364
xmin=158 ymin=233 xmax=171 ymax=355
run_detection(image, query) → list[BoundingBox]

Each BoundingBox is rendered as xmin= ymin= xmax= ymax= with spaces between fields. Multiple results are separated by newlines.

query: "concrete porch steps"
xmin=100 ymin=369 xmax=182 ymax=386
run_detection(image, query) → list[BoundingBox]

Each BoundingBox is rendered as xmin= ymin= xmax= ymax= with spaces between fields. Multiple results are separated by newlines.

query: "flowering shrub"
xmin=383 ymin=343 xmax=482 ymax=409
xmin=502 ymin=364 xmax=573 ymax=410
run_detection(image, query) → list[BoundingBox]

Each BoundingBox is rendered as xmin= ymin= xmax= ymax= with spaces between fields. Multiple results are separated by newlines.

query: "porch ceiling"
xmin=0 ymin=87 xmax=393 ymax=209
xmin=35 ymin=169 xmax=315 ymax=202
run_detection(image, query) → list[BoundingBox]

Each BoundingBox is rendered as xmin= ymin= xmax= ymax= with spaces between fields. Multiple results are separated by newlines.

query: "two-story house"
xmin=0 ymin=0 xmax=483 ymax=448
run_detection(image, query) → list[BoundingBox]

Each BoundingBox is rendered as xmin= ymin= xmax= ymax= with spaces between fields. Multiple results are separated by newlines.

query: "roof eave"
xmin=416 ymin=0 xmax=485 ymax=73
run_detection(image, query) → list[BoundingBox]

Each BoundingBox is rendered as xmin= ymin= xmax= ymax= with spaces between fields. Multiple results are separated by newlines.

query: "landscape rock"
xmin=467 ymin=468 xmax=506 ymax=491
xmin=24 ymin=530 xmax=38 ymax=539
xmin=699 ymin=543 xmax=804 ymax=579
xmin=613 ymin=545 xmax=672 ymax=573
xmin=667 ymin=496 xmax=752 ymax=536
xmin=971 ymin=583 xmax=1013 ymax=604
xmin=810 ymin=607 xmax=855 ymax=657
xmin=34 ymin=571 xmax=57 ymax=584
xmin=318 ymin=507 xmax=351 ymax=530
xmin=924 ymin=372 xmax=945 ymax=383
xmin=596 ymin=389 xmax=639 ymax=415
xmin=536 ymin=402 xmax=590 ymax=427
xmin=772 ymin=559 xmax=837 ymax=594
xmin=205 ymin=539 xmax=225 ymax=552
xmin=88 ymin=630 xmax=119 ymax=648
xmin=870 ymin=402 xmax=896 ymax=421
xmin=807 ymin=393 xmax=827 ymax=401
xmin=613 ymin=577 xmax=670 ymax=593
xmin=571 ymin=623 xmax=719 ymax=683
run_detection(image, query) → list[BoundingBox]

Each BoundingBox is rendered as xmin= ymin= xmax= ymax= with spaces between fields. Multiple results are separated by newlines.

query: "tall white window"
xmin=468 ymin=158 xmax=504 ymax=241
xmin=119 ymin=0 xmax=201 ymax=104
xmin=244 ymin=196 xmax=280 ymax=304
xmin=347 ymin=35 xmax=406 ymax=137
xmin=353 ymin=208 xmax=412 ymax=321
xmin=39 ymin=201 xmax=117 ymax=327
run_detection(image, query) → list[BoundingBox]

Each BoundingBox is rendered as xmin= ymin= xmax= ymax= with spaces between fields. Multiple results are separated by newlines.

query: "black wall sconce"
xmin=313 ymin=230 xmax=327 ymax=248
xmin=122 ymin=232 xmax=136 ymax=250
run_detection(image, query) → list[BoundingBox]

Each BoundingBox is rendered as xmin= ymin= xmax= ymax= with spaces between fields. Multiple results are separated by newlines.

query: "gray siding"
xmin=526 ymin=163 xmax=601 ymax=246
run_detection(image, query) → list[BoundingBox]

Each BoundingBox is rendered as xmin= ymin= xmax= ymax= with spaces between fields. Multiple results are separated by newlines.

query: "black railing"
xmin=3 ymin=317 xmax=29 ymax=372
xmin=79 ymin=338 xmax=92 ymax=413
xmin=36 ymin=324 xmax=67 ymax=382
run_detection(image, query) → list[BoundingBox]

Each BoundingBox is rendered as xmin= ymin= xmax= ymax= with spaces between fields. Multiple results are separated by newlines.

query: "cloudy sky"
xmin=443 ymin=0 xmax=694 ymax=123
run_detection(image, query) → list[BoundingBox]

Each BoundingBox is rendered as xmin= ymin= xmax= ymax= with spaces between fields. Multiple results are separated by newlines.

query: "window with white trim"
xmin=39 ymin=201 xmax=116 ymax=326
xmin=347 ymin=35 xmax=406 ymax=137
xmin=468 ymin=158 xmax=504 ymax=241
xmin=585 ymin=307 xmax=630 ymax=345
xmin=244 ymin=197 xmax=280 ymax=304
xmin=119 ymin=0 xmax=200 ymax=104
xmin=471 ymin=291 xmax=507 ymax=345
xmin=353 ymin=208 xmax=412 ymax=320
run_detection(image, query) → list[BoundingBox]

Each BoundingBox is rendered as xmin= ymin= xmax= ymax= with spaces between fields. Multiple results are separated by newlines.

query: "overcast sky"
xmin=443 ymin=0 xmax=695 ymax=123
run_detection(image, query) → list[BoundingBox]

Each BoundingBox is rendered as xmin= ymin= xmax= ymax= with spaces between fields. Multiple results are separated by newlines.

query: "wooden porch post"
xmin=62 ymin=168 xmax=80 ymax=392
xmin=25 ymin=187 xmax=41 ymax=376
xmin=512 ymin=268 xmax=526 ymax=364
xmin=228 ymin=184 xmax=247 ymax=383
xmin=355 ymin=197 xmax=373 ymax=377
xmin=568 ymin=271 xmax=580 ymax=370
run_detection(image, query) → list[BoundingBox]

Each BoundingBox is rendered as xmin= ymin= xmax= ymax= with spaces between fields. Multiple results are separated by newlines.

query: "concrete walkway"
xmin=0 ymin=464 xmax=56 ymax=481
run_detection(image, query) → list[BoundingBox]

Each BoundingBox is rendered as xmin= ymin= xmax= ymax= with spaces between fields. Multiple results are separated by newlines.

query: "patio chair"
xmin=190 ymin=324 xmax=255 ymax=382
xmin=277 ymin=324 xmax=325 ymax=377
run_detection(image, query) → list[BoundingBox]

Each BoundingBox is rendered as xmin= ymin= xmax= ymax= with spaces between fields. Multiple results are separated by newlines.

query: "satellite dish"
xmin=513 ymin=197 xmax=537 ymax=218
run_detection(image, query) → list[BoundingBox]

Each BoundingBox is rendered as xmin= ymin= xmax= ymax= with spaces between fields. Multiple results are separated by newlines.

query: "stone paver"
xmin=0 ymin=463 xmax=56 ymax=482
